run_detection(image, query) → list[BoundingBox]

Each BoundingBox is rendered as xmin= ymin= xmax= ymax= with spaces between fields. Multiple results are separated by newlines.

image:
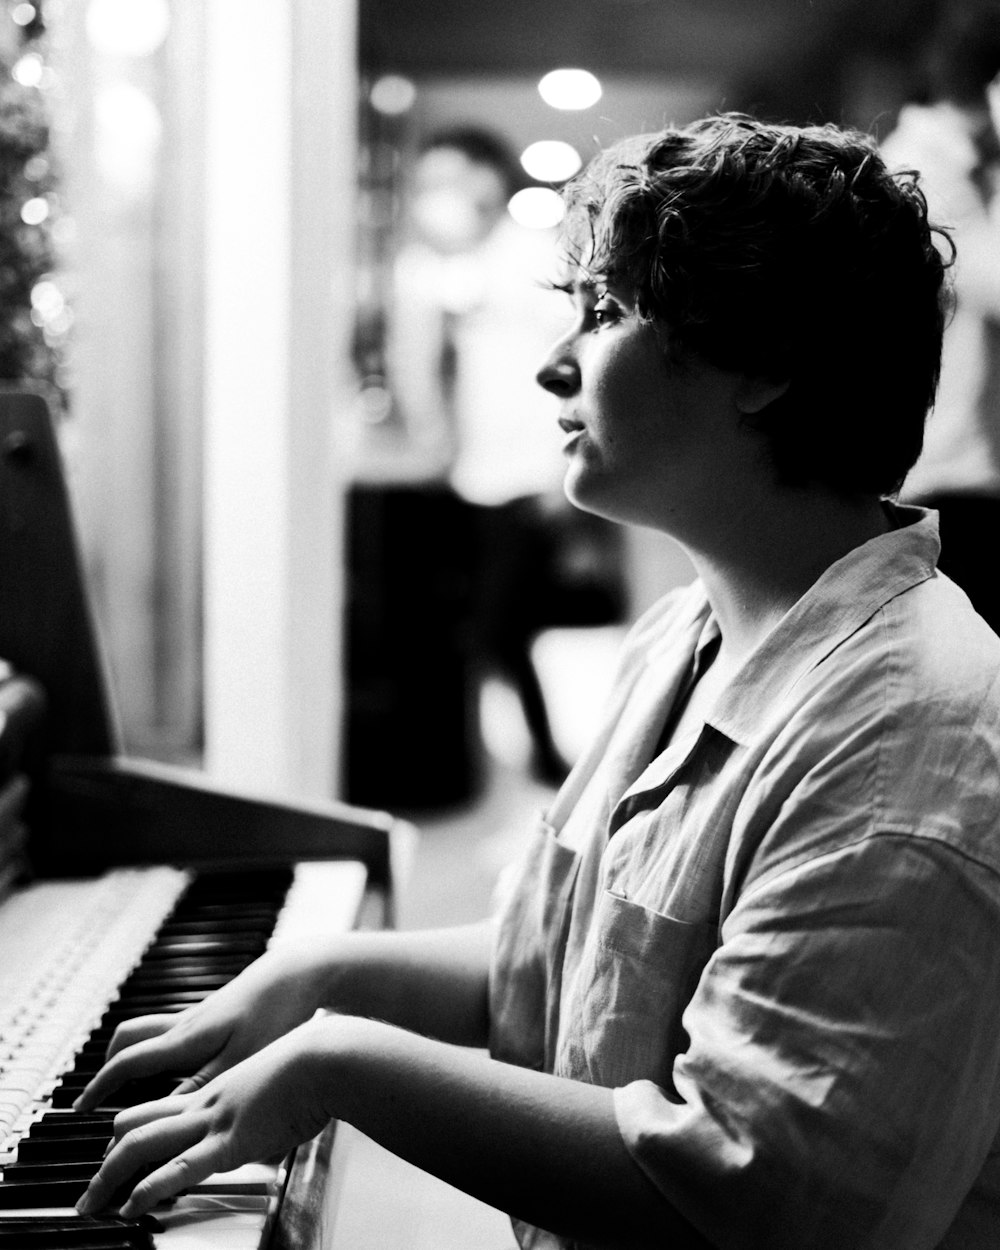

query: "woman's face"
xmin=535 ymin=278 xmax=759 ymax=539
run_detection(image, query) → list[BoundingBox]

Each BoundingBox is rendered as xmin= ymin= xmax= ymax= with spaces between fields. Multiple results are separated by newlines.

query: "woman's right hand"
xmin=73 ymin=942 xmax=325 ymax=1113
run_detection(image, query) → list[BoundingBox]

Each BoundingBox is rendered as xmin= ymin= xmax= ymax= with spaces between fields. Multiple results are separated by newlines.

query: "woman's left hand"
xmin=76 ymin=1017 xmax=337 ymax=1219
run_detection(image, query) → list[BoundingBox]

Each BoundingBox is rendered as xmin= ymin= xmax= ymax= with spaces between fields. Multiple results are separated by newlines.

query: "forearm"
xmin=315 ymin=1014 xmax=703 ymax=1250
xmin=302 ymin=920 xmax=494 ymax=1047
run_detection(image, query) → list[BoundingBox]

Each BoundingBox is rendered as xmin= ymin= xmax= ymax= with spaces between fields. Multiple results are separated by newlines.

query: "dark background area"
xmin=359 ymin=0 xmax=942 ymax=127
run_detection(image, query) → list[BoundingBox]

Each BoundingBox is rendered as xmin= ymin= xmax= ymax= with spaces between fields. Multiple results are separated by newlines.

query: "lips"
xmin=558 ymin=416 xmax=584 ymax=434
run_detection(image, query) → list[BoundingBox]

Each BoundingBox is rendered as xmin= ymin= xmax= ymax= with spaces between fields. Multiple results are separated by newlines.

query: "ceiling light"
xmin=537 ymin=69 xmax=602 ymax=111
xmin=508 ymin=187 xmax=565 ymax=230
xmin=520 ymin=140 xmax=582 ymax=183
xmin=369 ymin=75 xmax=416 ymax=116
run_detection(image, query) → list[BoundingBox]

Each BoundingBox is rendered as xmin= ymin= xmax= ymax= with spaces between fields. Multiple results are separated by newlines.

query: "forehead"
xmin=557 ymin=192 xmax=640 ymax=289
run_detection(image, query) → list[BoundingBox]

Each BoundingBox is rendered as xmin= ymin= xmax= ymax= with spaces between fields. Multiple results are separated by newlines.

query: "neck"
xmin=681 ymin=489 xmax=891 ymax=667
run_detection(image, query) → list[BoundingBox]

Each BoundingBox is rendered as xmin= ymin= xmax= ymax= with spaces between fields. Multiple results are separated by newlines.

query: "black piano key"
xmin=52 ymin=1072 xmax=181 ymax=1096
xmin=0 ymin=1230 xmax=151 ymax=1249
xmin=0 ymin=1237 xmax=135 ymax=1250
xmin=142 ymin=936 xmax=266 ymax=959
xmin=62 ymin=1058 xmax=110 ymax=1078
xmin=167 ymin=902 xmax=279 ymax=919
xmin=0 ymin=1239 xmax=140 ymax=1250
xmin=0 ymin=1176 xmax=91 ymax=1207
xmin=3 ymin=1161 xmax=97 ymax=1183
xmin=0 ymin=1218 xmax=157 ymax=1249
xmin=23 ymin=1117 xmax=115 ymax=1139
xmin=120 ymin=974 xmax=240 ymax=995
xmin=16 ymin=1137 xmax=111 ymax=1164
xmin=76 ymin=1042 xmax=116 ymax=1057
xmin=49 ymin=1076 xmax=180 ymax=1110
xmin=155 ymin=917 xmax=275 ymax=936
xmin=121 ymin=961 xmax=251 ymax=986
xmin=95 ymin=1005 xmax=184 ymax=1029
xmin=103 ymin=990 xmax=213 ymax=1010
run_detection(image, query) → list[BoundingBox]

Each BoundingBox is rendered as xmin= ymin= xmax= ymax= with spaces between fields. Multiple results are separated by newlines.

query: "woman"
xmin=77 ymin=114 xmax=1000 ymax=1250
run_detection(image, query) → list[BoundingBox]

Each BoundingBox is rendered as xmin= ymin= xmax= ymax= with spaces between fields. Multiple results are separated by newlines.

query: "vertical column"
xmin=203 ymin=0 xmax=356 ymax=797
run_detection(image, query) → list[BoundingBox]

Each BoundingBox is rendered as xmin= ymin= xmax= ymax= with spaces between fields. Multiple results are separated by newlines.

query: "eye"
xmin=592 ymin=296 xmax=621 ymax=328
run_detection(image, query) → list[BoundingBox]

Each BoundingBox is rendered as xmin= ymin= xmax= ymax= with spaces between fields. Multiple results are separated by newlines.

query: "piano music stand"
xmin=0 ymin=388 xmax=116 ymax=758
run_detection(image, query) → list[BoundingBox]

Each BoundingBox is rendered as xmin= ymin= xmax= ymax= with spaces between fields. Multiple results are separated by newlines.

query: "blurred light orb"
xmin=520 ymin=140 xmax=582 ymax=183
xmin=369 ymin=74 xmax=416 ymax=116
xmin=508 ymin=187 xmax=565 ymax=230
xmin=31 ymin=279 xmax=66 ymax=320
xmin=538 ymin=69 xmax=602 ymax=111
xmin=23 ymin=154 xmax=50 ymax=181
xmin=12 ymin=52 xmax=44 ymax=87
xmin=20 ymin=196 xmax=49 ymax=225
xmin=86 ymin=0 xmax=171 ymax=57
xmin=11 ymin=4 xmax=38 ymax=26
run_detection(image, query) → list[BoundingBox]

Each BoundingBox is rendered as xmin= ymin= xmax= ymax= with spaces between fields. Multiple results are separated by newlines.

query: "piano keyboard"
xmin=0 ymin=859 xmax=368 ymax=1249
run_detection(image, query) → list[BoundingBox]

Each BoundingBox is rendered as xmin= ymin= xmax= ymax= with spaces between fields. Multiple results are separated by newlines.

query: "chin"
xmin=564 ymin=475 xmax=627 ymax=525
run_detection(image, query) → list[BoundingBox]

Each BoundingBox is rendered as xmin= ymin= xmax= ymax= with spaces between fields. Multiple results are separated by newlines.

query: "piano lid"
xmin=0 ymin=388 xmax=118 ymax=757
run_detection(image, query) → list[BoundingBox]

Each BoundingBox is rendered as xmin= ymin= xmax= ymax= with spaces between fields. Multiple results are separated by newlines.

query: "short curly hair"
xmin=560 ymin=113 xmax=954 ymax=496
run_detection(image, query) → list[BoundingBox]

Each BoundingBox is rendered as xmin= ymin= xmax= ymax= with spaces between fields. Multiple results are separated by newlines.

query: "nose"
xmin=536 ymin=344 xmax=580 ymax=397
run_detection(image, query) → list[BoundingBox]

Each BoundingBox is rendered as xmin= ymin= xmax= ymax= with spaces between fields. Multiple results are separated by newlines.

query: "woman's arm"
xmin=78 ymin=1012 xmax=702 ymax=1250
xmin=74 ymin=920 xmax=495 ymax=1110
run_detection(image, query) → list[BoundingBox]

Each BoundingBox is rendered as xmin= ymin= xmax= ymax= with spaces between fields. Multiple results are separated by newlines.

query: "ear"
xmin=735 ymin=375 xmax=790 ymax=415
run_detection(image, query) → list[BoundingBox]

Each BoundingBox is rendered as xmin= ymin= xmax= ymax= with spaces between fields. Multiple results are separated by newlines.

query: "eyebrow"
xmin=548 ymin=276 xmax=602 ymax=298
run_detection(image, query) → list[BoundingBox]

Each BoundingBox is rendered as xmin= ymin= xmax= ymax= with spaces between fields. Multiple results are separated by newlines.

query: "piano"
xmin=0 ymin=389 xmax=415 ymax=1249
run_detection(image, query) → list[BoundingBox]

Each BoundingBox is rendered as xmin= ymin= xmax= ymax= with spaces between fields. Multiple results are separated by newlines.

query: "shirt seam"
xmin=737 ymin=823 xmax=1000 ymax=910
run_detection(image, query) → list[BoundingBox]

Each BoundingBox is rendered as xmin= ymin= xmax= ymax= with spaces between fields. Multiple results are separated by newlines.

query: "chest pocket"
xmin=571 ymin=891 xmax=718 ymax=1090
xmin=490 ymin=816 xmax=581 ymax=1071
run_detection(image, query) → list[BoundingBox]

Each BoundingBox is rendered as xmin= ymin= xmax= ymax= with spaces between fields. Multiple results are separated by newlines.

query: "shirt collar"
xmin=705 ymin=502 xmax=940 ymax=746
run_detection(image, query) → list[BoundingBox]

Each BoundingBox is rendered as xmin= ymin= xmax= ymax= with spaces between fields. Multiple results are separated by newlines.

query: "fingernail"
xmin=76 ymin=1191 xmax=93 ymax=1215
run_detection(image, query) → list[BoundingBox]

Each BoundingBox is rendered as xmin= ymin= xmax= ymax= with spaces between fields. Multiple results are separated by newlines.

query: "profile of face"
xmin=536 ymin=277 xmax=776 ymax=538
xmin=409 ymin=146 xmax=509 ymax=254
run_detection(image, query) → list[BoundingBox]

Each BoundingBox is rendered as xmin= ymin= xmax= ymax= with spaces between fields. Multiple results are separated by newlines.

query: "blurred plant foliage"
xmin=0 ymin=1 xmax=66 ymax=404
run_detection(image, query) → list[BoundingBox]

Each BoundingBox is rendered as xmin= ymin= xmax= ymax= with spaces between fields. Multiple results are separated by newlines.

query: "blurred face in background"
xmin=410 ymin=146 xmax=509 ymax=254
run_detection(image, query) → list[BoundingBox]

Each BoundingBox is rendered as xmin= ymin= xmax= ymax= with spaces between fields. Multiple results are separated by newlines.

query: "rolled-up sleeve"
xmin=615 ymin=833 xmax=1000 ymax=1250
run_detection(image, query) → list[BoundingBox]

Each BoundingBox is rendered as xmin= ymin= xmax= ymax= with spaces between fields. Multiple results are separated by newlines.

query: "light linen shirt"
xmin=489 ymin=506 xmax=1000 ymax=1250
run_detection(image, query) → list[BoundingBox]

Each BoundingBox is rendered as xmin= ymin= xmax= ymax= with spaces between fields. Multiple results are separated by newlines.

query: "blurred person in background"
xmin=388 ymin=126 xmax=578 ymax=784
xmin=881 ymin=3 xmax=1000 ymax=632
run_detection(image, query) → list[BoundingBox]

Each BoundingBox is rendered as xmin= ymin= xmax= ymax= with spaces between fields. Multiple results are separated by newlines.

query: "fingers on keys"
xmin=77 ymin=1108 xmax=217 ymax=1218
xmin=74 ymin=1026 xmax=183 ymax=1112
xmin=107 ymin=1015 xmax=178 ymax=1061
